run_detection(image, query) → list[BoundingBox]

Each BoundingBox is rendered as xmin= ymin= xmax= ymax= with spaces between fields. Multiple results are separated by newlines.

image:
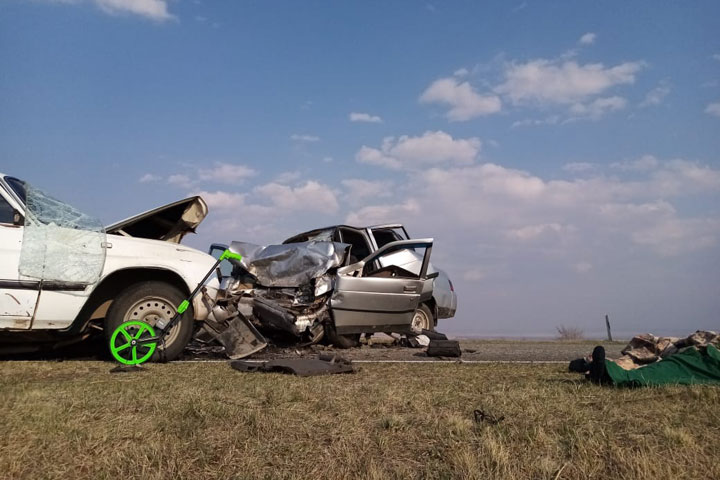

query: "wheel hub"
xmin=123 ymin=296 xmax=180 ymax=347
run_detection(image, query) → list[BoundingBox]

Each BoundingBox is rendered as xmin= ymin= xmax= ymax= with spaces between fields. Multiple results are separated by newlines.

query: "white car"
xmin=0 ymin=173 xmax=219 ymax=361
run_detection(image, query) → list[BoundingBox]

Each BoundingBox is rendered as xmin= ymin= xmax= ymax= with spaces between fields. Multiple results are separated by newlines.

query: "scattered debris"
xmin=473 ymin=408 xmax=504 ymax=425
xmin=229 ymin=354 xmax=354 ymax=376
xmin=427 ymin=339 xmax=462 ymax=357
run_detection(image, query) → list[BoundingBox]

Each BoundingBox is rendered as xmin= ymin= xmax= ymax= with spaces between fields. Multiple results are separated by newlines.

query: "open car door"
xmin=330 ymin=239 xmax=435 ymax=335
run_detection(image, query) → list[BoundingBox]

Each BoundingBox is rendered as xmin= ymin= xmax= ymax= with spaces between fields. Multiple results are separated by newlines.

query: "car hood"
xmin=105 ymin=196 xmax=208 ymax=244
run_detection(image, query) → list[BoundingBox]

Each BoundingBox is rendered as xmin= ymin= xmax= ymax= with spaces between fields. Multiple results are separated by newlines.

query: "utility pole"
xmin=605 ymin=314 xmax=613 ymax=342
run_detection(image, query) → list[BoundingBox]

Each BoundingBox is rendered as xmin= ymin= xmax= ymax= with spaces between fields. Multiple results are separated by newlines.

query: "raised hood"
xmin=106 ymin=196 xmax=208 ymax=244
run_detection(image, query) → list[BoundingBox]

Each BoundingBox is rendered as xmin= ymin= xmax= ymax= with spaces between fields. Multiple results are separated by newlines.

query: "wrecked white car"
xmin=0 ymin=173 xmax=219 ymax=360
xmin=205 ymin=238 xmax=437 ymax=350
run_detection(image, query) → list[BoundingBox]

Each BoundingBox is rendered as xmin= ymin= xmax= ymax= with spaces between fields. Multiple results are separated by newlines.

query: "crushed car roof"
xmin=283 ymin=223 xmax=406 ymax=244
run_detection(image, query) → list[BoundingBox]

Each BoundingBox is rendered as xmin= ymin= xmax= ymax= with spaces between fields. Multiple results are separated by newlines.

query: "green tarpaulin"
xmin=605 ymin=344 xmax=720 ymax=387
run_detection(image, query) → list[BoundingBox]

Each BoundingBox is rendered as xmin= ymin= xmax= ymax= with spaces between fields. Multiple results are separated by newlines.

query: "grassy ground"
xmin=1 ymin=361 xmax=718 ymax=479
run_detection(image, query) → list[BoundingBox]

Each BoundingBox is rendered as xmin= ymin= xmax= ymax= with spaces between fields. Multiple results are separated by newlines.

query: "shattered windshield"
xmin=19 ymin=183 xmax=107 ymax=285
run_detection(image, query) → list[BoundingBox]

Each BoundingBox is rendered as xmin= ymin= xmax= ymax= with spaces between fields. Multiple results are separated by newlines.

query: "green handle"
xmin=219 ymin=249 xmax=243 ymax=262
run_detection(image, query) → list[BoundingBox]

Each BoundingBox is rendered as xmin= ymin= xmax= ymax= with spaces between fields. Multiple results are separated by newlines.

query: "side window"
xmin=0 ymin=195 xmax=15 ymax=224
xmin=372 ymin=229 xmax=402 ymax=248
xmin=362 ymin=244 xmax=431 ymax=279
xmin=339 ymin=228 xmax=371 ymax=263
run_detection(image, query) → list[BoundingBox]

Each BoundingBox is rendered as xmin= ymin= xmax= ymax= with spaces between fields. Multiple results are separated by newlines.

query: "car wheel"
xmin=411 ymin=304 xmax=434 ymax=333
xmin=104 ymin=281 xmax=194 ymax=362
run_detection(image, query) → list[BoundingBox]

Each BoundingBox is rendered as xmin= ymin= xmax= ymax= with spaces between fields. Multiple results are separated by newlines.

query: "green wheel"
xmin=109 ymin=320 xmax=157 ymax=365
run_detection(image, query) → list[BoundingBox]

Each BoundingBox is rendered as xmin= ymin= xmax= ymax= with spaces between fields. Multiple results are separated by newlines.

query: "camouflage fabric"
xmin=613 ymin=330 xmax=719 ymax=370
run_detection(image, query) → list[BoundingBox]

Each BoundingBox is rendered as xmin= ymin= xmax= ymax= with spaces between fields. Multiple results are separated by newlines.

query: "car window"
xmin=0 ymin=195 xmax=14 ymax=224
xmin=363 ymin=244 xmax=430 ymax=278
xmin=5 ymin=177 xmax=27 ymax=204
xmin=284 ymin=229 xmax=334 ymax=243
xmin=339 ymin=228 xmax=371 ymax=263
xmin=372 ymin=228 xmax=403 ymax=248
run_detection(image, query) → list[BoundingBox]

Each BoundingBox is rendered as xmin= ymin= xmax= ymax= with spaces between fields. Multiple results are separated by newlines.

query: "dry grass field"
xmin=1 ymin=359 xmax=718 ymax=479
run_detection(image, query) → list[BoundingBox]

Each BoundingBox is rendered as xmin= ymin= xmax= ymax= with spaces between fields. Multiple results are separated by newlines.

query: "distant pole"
xmin=605 ymin=314 xmax=613 ymax=342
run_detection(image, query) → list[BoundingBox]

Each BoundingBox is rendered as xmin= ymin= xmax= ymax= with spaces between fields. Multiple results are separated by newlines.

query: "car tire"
xmin=411 ymin=304 xmax=435 ymax=333
xmin=104 ymin=281 xmax=194 ymax=362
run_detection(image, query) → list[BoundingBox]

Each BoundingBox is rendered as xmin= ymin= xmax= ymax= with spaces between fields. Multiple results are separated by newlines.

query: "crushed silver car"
xmin=203 ymin=238 xmax=437 ymax=351
xmin=283 ymin=224 xmax=457 ymax=331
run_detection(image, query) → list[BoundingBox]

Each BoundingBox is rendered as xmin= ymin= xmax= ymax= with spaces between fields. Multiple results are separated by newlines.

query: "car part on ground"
xmin=426 ymin=339 xmax=462 ymax=357
xmin=229 ymin=354 xmax=354 ymax=376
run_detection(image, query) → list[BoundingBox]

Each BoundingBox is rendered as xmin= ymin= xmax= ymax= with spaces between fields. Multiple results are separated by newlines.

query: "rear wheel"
xmin=104 ymin=281 xmax=194 ymax=362
xmin=411 ymin=304 xmax=434 ymax=333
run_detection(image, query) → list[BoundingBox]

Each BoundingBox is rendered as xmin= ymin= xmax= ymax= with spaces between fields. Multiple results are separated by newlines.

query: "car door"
xmin=330 ymin=239 xmax=435 ymax=335
xmin=0 ymin=186 xmax=37 ymax=329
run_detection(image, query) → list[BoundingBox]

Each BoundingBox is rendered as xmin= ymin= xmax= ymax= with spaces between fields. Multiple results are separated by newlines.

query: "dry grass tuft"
xmin=0 ymin=361 xmax=718 ymax=479
xmin=556 ymin=325 xmax=585 ymax=340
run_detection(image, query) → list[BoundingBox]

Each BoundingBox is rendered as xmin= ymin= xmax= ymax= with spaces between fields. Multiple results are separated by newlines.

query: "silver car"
xmin=283 ymin=224 xmax=458 ymax=332
xmin=209 ymin=238 xmax=437 ymax=349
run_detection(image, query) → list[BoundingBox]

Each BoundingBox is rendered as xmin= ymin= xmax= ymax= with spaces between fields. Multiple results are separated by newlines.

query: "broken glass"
xmin=19 ymin=183 xmax=106 ymax=285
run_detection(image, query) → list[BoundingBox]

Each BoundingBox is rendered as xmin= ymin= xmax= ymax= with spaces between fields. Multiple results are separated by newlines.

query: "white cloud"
xmin=496 ymin=59 xmax=643 ymax=105
xmin=345 ymin=157 xmax=720 ymax=257
xmin=640 ymin=81 xmax=671 ymax=107
xmin=506 ymin=223 xmax=576 ymax=242
xmin=54 ymin=0 xmax=175 ymax=21
xmin=254 ymin=181 xmax=338 ymax=214
xmin=562 ymin=162 xmax=596 ymax=173
xmin=463 ymin=269 xmax=486 ymax=281
xmin=139 ymin=173 xmax=161 ymax=183
xmin=345 ymin=200 xmax=421 ymax=226
xmin=290 ymin=134 xmax=320 ymax=142
xmin=611 ymin=155 xmax=659 ymax=171
xmin=340 ymin=179 xmax=394 ymax=205
xmin=579 ymin=32 xmax=596 ymax=45
xmin=511 ymin=115 xmax=561 ymax=128
xmin=631 ymin=218 xmax=720 ymax=256
xmin=419 ymin=77 xmax=502 ymax=121
xmin=142 ymin=162 xmax=256 ymax=187
xmin=453 ymin=68 xmax=469 ymax=77
xmin=568 ymin=96 xmax=627 ymax=119
xmin=355 ymin=146 xmax=402 ymax=170
xmin=572 ymin=262 xmax=593 ymax=273
xmin=198 ymin=162 xmax=256 ymax=184
xmin=349 ymin=112 xmax=383 ymax=123
xmin=356 ymin=131 xmax=481 ymax=170
xmin=193 ymin=190 xmax=248 ymax=210
xmin=273 ymin=171 xmax=302 ymax=184
xmin=712 ymin=54 xmax=720 ymax=62
xmin=167 ymin=174 xmax=192 ymax=188
xmin=705 ymin=102 xmax=720 ymax=117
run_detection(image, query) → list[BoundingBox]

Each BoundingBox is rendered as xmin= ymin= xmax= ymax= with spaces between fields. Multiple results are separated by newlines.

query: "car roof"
xmin=283 ymin=223 xmax=406 ymax=243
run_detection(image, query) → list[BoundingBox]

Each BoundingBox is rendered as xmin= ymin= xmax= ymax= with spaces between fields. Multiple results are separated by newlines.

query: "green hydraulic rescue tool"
xmin=109 ymin=248 xmax=242 ymax=365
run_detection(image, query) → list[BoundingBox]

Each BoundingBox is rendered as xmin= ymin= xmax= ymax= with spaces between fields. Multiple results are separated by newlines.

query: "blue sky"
xmin=2 ymin=0 xmax=719 ymax=337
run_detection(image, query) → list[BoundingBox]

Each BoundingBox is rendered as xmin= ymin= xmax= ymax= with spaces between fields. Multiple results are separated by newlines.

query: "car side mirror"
xmin=13 ymin=210 xmax=23 ymax=226
xmin=426 ymin=272 xmax=439 ymax=280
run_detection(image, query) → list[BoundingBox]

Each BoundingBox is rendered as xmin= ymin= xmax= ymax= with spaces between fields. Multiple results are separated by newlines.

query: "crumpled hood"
xmin=228 ymin=240 xmax=349 ymax=287
xmin=106 ymin=196 xmax=208 ymax=244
